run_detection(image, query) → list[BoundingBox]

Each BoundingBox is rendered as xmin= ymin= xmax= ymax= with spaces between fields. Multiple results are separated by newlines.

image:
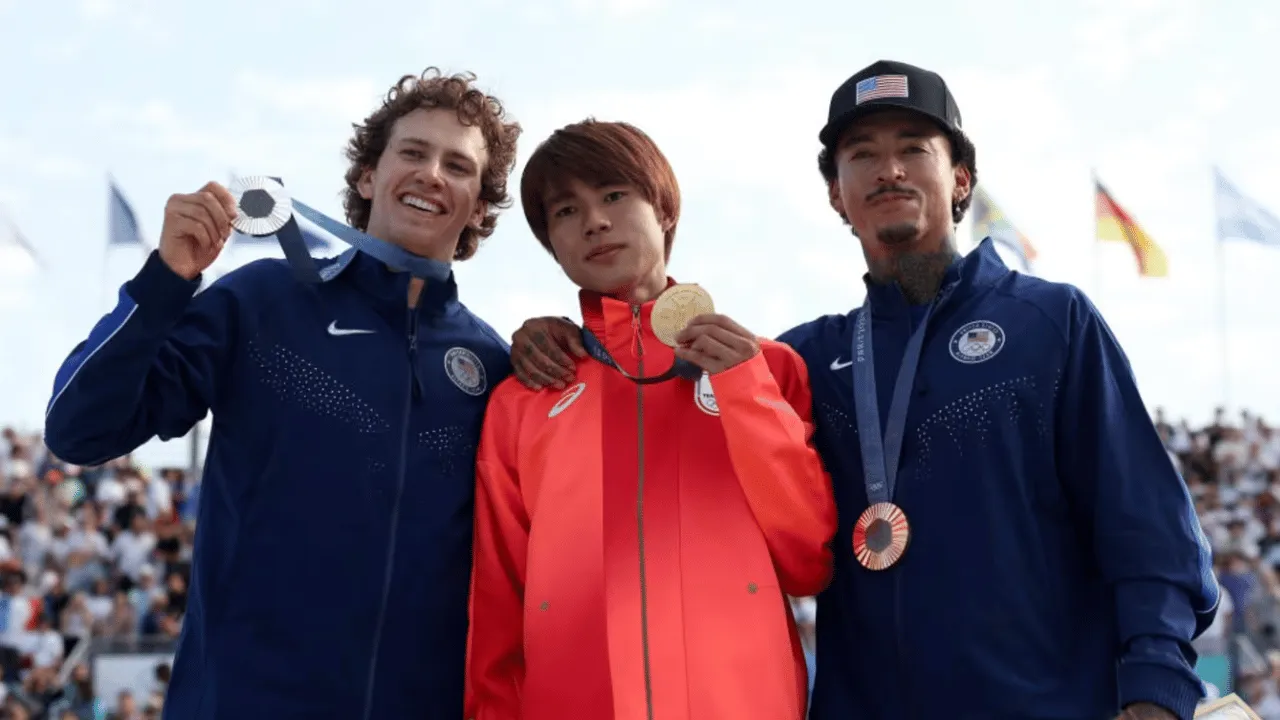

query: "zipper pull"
xmin=631 ymin=305 xmax=643 ymax=358
xmin=408 ymin=313 xmax=424 ymax=399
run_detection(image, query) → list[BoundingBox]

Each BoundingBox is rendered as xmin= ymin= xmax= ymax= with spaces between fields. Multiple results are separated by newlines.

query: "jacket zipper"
xmin=361 ymin=280 xmax=425 ymax=720
xmin=632 ymin=305 xmax=655 ymax=720
xmin=893 ymin=287 xmax=951 ymax=720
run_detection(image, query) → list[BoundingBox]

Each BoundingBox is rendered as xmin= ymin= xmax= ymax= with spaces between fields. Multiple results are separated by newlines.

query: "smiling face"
xmin=543 ymin=177 xmax=670 ymax=300
xmin=827 ymin=108 xmax=971 ymax=266
xmin=357 ymin=108 xmax=489 ymax=262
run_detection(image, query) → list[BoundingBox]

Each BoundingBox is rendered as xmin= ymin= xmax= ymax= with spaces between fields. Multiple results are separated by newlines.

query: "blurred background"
xmin=1 ymin=0 xmax=1278 ymax=717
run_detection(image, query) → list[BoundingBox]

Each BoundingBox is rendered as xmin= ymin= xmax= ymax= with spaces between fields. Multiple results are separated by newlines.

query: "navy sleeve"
xmin=1055 ymin=293 xmax=1217 ymax=720
xmin=43 ymin=250 xmax=236 ymax=466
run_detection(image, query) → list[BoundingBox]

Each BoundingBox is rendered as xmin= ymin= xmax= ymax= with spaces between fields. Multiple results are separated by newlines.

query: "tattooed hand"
xmin=510 ymin=317 xmax=586 ymax=390
xmin=1114 ymin=703 xmax=1177 ymax=720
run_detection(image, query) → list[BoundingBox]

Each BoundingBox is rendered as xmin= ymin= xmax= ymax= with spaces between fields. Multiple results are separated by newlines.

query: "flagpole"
xmin=1213 ymin=167 xmax=1230 ymax=412
xmin=1091 ymin=169 xmax=1103 ymax=305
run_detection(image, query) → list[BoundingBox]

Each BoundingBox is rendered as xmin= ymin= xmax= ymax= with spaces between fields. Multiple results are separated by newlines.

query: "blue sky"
xmin=1 ymin=0 xmax=1277 ymax=467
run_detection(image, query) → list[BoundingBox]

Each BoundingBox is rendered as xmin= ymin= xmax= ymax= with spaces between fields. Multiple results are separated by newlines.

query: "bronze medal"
xmin=852 ymin=502 xmax=910 ymax=571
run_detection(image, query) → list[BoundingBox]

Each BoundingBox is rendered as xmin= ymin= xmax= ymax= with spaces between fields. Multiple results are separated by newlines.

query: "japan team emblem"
xmin=948 ymin=320 xmax=1005 ymax=364
xmin=695 ymin=372 xmax=719 ymax=416
xmin=444 ymin=347 xmax=487 ymax=396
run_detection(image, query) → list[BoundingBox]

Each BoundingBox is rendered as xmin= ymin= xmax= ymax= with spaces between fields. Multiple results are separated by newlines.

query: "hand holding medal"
xmin=157 ymin=181 xmax=240 ymax=281
xmin=656 ymin=284 xmax=761 ymax=374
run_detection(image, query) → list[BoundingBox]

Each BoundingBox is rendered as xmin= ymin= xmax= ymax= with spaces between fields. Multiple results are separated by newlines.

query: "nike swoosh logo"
xmin=327 ymin=321 xmax=375 ymax=336
xmin=830 ymin=358 xmax=853 ymax=371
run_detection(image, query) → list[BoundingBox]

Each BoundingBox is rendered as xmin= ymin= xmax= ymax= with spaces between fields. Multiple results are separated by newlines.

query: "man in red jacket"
xmin=465 ymin=119 xmax=836 ymax=720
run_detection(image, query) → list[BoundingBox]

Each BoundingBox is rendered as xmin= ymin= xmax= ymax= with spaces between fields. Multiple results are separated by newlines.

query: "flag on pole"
xmin=1213 ymin=167 xmax=1280 ymax=247
xmin=970 ymin=187 xmax=1037 ymax=271
xmin=1094 ymin=180 xmax=1168 ymax=277
xmin=0 ymin=207 xmax=40 ymax=269
xmin=108 ymin=178 xmax=146 ymax=247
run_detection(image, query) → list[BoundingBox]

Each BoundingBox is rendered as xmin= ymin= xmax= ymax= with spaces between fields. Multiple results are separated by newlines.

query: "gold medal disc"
xmin=852 ymin=502 xmax=911 ymax=571
xmin=651 ymin=284 xmax=715 ymax=347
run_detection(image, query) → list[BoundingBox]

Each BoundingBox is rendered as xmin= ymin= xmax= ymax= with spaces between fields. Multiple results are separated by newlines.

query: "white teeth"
xmin=401 ymin=195 xmax=444 ymax=214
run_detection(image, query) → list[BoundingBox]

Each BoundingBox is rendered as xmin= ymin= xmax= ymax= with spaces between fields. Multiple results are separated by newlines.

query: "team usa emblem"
xmin=444 ymin=347 xmax=487 ymax=396
xmin=852 ymin=502 xmax=911 ymax=570
xmin=948 ymin=320 xmax=1005 ymax=364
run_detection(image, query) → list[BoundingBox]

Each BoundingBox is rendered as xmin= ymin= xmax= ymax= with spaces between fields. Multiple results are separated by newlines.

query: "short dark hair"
xmin=817 ymin=120 xmax=978 ymax=225
xmin=342 ymin=68 xmax=522 ymax=261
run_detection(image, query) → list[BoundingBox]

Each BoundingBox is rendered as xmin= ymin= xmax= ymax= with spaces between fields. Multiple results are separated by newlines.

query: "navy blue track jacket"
xmin=43 ymin=248 xmax=511 ymax=720
xmin=778 ymin=238 xmax=1218 ymax=720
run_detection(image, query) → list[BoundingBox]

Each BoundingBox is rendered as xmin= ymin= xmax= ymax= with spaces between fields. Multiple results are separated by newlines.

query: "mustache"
xmin=866 ymin=186 xmax=919 ymax=202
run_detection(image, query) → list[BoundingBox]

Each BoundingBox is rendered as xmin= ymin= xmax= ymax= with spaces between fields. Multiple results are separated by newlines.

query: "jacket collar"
xmin=322 ymin=247 xmax=459 ymax=319
xmin=579 ymin=277 xmax=678 ymax=375
xmin=861 ymin=237 xmax=1008 ymax=317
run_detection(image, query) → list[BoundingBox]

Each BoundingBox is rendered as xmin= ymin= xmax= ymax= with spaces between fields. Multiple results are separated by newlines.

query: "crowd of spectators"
xmin=0 ymin=427 xmax=196 ymax=719
xmin=1160 ymin=408 xmax=1280 ymax=715
xmin=0 ymin=404 xmax=1276 ymax=717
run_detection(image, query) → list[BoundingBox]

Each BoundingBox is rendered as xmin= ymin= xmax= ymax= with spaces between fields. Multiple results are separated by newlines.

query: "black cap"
xmin=819 ymin=60 xmax=963 ymax=147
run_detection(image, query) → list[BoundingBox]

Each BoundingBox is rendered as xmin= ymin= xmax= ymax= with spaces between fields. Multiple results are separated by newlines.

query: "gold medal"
xmin=852 ymin=502 xmax=910 ymax=571
xmin=651 ymin=284 xmax=714 ymax=347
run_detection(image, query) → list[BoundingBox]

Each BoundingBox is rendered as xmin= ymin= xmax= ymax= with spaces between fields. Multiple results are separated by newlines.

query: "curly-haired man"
xmin=44 ymin=68 xmax=522 ymax=720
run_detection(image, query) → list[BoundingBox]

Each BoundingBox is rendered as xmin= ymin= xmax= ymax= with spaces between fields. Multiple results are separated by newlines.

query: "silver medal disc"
xmin=229 ymin=175 xmax=292 ymax=237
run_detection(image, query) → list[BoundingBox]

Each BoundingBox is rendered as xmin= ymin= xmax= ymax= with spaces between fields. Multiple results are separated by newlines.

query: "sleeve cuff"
xmin=706 ymin=349 xmax=773 ymax=395
xmin=1117 ymin=662 xmax=1205 ymax=720
xmin=124 ymin=250 xmax=202 ymax=329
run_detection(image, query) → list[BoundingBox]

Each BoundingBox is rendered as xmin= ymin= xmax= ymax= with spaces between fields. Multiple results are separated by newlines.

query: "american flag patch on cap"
xmin=855 ymin=74 xmax=909 ymax=104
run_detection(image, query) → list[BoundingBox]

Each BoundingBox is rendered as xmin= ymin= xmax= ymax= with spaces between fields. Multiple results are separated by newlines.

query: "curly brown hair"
xmin=342 ymin=67 xmax=522 ymax=261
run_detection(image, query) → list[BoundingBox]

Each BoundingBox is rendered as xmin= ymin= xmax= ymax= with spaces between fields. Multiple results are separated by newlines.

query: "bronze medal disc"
xmin=651 ymin=284 xmax=715 ymax=347
xmin=852 ymin=502 xmax=910 ymax=571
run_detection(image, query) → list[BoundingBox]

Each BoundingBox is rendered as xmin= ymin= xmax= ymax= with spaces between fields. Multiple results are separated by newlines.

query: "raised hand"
xmin=157 ymin=181 xmax=238 ymax=281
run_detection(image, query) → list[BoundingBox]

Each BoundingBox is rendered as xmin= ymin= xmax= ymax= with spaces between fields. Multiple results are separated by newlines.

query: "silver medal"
xmin=229 ymin=175 xmax=292 ymax=237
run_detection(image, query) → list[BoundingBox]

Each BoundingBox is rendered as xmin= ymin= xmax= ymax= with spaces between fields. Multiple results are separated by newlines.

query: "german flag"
xmin=1095 ymin=181 xmax=1168 ymax=277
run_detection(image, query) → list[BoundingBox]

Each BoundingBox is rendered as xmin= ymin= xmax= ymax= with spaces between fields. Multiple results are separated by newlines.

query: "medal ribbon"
xmin=251 ymin=174 xmax=450 ymax=284
xmin=581 ymin=329 xmax=702 ymax=385
xmin=851 ymin=286 xmax=954 ymax=505
xmin=278 ymin=200 xmax=451 ymax=284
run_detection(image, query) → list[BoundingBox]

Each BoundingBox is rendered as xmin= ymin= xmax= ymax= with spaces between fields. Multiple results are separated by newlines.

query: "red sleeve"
xmin=465 ymin=384 xmax=528 ymax=720
xmin=709 ymin=340 xmax=837 ymax=597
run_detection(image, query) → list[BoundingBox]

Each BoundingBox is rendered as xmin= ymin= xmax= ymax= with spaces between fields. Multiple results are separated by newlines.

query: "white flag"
xmin=1215 ymin=168 xmax=1280 ymax=247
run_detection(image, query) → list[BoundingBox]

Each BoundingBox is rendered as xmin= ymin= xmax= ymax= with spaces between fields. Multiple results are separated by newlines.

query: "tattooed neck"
xmin=867 ymin=238 xmax=960 ymax=305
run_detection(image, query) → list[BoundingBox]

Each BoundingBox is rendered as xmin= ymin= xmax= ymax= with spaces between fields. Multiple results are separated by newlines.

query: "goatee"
xmin=866 ymin=231 xmax=960 ymax=305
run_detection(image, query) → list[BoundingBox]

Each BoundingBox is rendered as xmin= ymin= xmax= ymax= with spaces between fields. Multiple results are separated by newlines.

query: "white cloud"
xmin=76 ymin=0 xmax=170 ymax=42
xmin=567 ymin=0 xmax=668 ymax=16
xmin=0 ymin=135 xmax=89 ymax=181
xmin=232 ymin=70 xmax=381 ymax=124
xmin=520 ymin=62 xmax=840 ymax=228
xmin=1072 ymin=0 xmax=1203 ymax=77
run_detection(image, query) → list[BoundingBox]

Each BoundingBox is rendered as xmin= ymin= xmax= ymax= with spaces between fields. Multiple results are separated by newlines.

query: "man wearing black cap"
xmin=502 ymin=59 xmax=1218 ymax=719
xmin=787 ymin=59 xmax=1219 ymax=720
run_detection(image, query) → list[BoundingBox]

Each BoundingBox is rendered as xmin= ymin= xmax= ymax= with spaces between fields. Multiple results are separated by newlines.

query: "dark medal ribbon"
xmin=580 ymin=329 xmax=702 ymax=385
xmin=231 ymin=176 xmax=450 ymax=284
xmin=850 ymin=283 xmax=956 ymax=570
